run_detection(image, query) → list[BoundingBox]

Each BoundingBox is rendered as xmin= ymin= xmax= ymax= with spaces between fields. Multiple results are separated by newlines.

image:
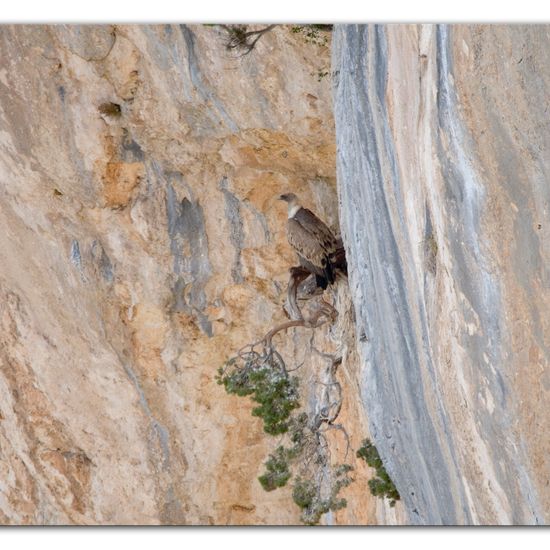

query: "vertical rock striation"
xmin=334 ymin=24 xmax=550 ymax=524
xmin=5 ymin=21 xmax=547 ymax=526
xmin=0 ymin=24 xmax=382 ymax=525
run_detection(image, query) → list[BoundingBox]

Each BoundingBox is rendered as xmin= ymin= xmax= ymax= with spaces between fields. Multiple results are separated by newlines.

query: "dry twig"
xmin=220 ymin=24 xmax=277 ymax=55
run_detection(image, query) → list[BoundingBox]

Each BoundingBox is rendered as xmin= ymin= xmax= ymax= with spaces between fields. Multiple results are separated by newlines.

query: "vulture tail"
xmin=322 ymin=256 xmax=336 ymax=285
xmin=315 ymin=274 xmax=329 ymax=290
xmin=330 ymin=242 xmax=347 ymax=277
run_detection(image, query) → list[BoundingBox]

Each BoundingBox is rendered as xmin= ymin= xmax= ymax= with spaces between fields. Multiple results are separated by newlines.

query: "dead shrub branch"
xmin=217 ymin=263 xmax=351 ymax=524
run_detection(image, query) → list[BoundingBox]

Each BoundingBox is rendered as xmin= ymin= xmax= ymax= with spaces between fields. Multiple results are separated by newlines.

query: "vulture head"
xmin=279 ymin=192 xmax=297 ymax=203
xmin=279 ymin=193 xmax=300 ymax=217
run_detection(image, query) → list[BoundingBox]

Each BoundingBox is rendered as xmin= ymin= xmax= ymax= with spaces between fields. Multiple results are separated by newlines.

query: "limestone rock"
xmin=334 ymin=24 xmax=549 ymax=524
xmin=5 ymin=22 xmax=546 ymax=526
xmin=0 ymin=24 xmax=380 ymax=525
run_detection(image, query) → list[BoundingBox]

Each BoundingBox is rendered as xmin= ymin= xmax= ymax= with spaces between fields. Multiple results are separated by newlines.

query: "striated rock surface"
xmin=334 ymin=24 xmax=550 ymax=524
xmin=4 ymin=21 xmax=547 ymax=527
xmin=0 ymin=24 xmax=391 ymax=525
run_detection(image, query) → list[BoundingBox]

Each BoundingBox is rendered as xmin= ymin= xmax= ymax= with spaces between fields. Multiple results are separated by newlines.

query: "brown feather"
xmin=293 ymin=208 xmax=337 ymax=254
xmin=287 ymin=207 xmax=337 ymax=284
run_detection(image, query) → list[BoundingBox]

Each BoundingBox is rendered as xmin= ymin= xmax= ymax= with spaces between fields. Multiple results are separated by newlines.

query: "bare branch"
xmin=264 ymin=319 xmax=308 ymax=348
xmin=286 ymin=266 xmax=310 ymax=321
xmin=220 ymin=24 xmax=277 ymax=56
xmin=322 ymin=423 xmax=351 ymax=459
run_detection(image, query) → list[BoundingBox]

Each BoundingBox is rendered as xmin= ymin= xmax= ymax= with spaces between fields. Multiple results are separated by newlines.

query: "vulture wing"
xmin=287 ymin=208 xmax=337 ymax=285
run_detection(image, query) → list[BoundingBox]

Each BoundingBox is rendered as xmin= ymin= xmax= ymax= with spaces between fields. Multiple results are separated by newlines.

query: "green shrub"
xmin=292 ymin=477 xmax=317 ymax=508
xmin=258 ymin=446 xmax=293 ymax=491
xmin=292 ymin=464 xmax=353 ymax=525
xmin=257 ymin=413 xmax=306 ymax=491
xmin=216 ymin=356 xmax=300 ymax=435
xmin=218 ymin=346 xmax=353 ymax=524
xmin=290 ymin=25 xmax=332 ymax=46
xmin=356 ymin=439 xmax=400 ymax=507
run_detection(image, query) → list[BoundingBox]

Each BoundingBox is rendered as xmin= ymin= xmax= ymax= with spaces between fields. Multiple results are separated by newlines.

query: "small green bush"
xmin=314 ymin=69 xmax=330 ymax=82
xmin=290 ymin=25 xmax=332 ymax=46
xmin=292 ymin=464 xmax=353 ymax=525
xmin=292 ymin=477 xmax=317 ymax=508
xmin=218 ymin=340 xmax=352 ymax=525
xmin=356 ymin=439 xmax=400 ymax=507
xmin=257 ymin=413 xmax=306 ymax=491
xmin=258 ymin=446 xmax=293 ymax=491
xmin=216 ymin=356 xmax=300 ymax=435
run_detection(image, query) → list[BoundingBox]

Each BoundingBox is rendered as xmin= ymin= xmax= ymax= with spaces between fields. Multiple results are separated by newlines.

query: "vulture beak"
xmin=279 ymin=193 xmax=296 ymax=203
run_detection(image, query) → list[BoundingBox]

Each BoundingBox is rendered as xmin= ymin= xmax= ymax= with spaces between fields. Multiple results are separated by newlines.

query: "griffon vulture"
xmin=279 ymin=193 xmax=341 ymax=289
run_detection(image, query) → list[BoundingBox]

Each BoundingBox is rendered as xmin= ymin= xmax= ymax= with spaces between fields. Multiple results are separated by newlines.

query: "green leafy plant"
xmin=218 ymin=335 xmax=353 ymax=524
xmin=313 ymin=69 xmax=330 ymax=82
xmin=290 ymin=25 xmax=333 ymax=46
xmin=258 ymin=446 xmax=293 ymax=491
xmin=356 ymin=438 xmax=400 ymax=507
xmin=216 ymin=352 xmax=300 ymax=435
xmin=292 ymin=463 xmax=353 ymax=525
xmin=217 ymin=271 xmax=352 ymax=526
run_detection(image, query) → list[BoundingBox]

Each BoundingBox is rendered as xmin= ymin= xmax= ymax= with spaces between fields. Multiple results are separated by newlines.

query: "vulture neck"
xmin=287 ymin=202 xmax=301 ymax=218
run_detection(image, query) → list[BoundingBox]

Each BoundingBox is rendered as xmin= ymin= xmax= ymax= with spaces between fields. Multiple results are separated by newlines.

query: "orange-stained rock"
xmin=102 ymin=162 xmax=144 ymax=208
xmin=0 ymin=24 xmax=385 ymax=525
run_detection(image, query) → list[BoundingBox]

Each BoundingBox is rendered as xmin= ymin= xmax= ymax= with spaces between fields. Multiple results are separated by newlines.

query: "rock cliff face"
xmin=0 ymin=24 xmax=390 ymax=525
xmin=1 ymin=23 xmax=548 ymax=526
xmin=334 ymin=24 xmax=550 ymax=524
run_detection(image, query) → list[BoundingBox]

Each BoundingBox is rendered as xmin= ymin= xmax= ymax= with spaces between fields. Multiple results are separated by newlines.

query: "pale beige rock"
xmin=334 ymin=24 xmax=550 ymax=524
xmin=0 ymin=25 xmax=386 ymax=525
